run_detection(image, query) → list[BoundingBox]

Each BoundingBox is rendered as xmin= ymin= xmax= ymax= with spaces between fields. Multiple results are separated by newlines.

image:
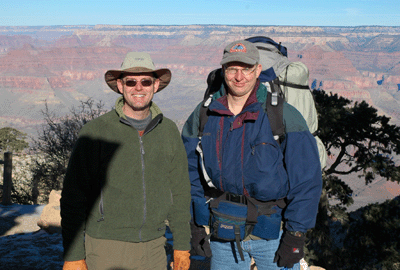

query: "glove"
xmin=173 ymin=250 xmax=191 ymax=270
xmin=63 ymin=259 xmax=88 ymax=270
xmin=273 ymin=231 xmax=306 ymax=268
xmin=189 ymin=222 xmax=212 ymax=257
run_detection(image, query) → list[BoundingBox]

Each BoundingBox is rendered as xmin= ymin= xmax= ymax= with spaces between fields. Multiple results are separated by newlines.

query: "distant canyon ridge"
xmin=1 ymin=25 xmax=400 ymax=136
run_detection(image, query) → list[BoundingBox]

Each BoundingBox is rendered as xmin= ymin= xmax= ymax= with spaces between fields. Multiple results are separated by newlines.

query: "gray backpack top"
xmin=246 ymin=36 xmax=327 ymax=169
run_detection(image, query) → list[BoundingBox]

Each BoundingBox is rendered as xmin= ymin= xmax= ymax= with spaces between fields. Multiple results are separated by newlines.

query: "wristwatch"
xmin=288 ymin=231 xmax=305 ymax=237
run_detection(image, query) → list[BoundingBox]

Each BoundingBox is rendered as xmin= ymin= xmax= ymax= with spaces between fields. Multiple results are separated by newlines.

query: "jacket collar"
xmin=116 ymin=96 xmax=163 ymax=135
xmin=210 ymin=79 xmax=261 ymax=116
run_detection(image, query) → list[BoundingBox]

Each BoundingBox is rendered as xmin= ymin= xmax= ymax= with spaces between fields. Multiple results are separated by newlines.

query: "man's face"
xmin=117 ymin=73 xmax=159 ymax=119
xmin=223 ymin=61 xmax=262 ymax=99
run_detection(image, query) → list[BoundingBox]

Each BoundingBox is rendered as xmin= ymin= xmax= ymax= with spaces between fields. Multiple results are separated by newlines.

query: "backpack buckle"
xmin=226 ymin=193 xmax=247 ymax=205
xmin=272 ymin=92 xmax=278 ymax=106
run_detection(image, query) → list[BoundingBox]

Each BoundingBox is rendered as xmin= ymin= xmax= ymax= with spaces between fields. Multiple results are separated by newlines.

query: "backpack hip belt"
xmin=208 ymin=191 xmax=286 ymax=261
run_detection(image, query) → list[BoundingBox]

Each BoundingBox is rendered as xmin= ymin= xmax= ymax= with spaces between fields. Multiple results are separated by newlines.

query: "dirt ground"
xmin=0 ymin=204 xmax=44 ymax=237
xmin=0 ymin=203 xmax=210 ymax=269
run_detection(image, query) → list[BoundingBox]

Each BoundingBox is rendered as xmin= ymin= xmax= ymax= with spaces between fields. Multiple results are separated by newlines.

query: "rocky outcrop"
xmin=299 ymin=46 xmax=360 ymax=79
xmin=47 ymin=76 xmax=71 ymax=88
xmin=0 ymin=76 xmax=45 ymax=90
xmin=37 ymin=190 xmax=61 ymax=234
xmin=386 ymin=75 xmax=400 ymax=84
xmin=332 ymin=89 xmax=372 ymax=100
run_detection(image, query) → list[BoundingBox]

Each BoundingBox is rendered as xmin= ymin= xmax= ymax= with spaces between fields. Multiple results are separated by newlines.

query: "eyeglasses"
xmin=225 ymin=66 xmax=257 ymax=76
xmin=123 ymin=78 xmax=154 ymax=87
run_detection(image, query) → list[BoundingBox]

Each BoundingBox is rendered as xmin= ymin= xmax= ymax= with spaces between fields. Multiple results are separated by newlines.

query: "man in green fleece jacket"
xmin=61 ymin=52 xmax=192 ymax=270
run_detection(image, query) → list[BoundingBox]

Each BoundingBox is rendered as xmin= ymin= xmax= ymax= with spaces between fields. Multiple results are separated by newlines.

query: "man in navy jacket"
xmin=181 ymin=40 xmax=322 ymax=270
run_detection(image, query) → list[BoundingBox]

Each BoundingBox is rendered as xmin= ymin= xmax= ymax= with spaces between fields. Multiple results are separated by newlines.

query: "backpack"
xmin=246 ymin=36 xmax=327 ymax=169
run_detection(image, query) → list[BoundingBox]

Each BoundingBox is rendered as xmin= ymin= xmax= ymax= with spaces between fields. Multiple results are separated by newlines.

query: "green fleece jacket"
xmin=61 ymin=97 xmax=191 ymax=261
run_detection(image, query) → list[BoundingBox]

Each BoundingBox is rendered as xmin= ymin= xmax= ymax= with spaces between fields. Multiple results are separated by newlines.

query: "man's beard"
xmin=131 ymin=101 xmax=152 ymax=111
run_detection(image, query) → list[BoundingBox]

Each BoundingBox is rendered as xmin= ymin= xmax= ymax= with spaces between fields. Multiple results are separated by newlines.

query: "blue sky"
xmin=0 ymin=0 xmax=399 ymax=27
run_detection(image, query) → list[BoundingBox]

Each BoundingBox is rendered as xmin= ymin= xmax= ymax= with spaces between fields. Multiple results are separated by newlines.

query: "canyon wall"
xmin=0 ymin=25 xmax=399 ymax=135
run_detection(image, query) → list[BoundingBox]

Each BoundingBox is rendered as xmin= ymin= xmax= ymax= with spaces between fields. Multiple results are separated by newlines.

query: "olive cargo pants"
xmin=85 ymin=234 xmax=167 ymax=270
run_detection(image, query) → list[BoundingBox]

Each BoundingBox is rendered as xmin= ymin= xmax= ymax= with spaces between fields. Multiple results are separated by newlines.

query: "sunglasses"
xmin=123 ymin=78 xmax=154 ymax=87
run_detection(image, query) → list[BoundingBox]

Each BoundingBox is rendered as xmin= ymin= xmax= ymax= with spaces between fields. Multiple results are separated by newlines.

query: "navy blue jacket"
xmin=181 ymin=80 xmax=322 ymax=233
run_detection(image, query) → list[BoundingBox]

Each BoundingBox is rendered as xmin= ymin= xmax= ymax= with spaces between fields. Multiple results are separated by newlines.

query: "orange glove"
xmin=63 ymin=259 xmax=88 ymax=270
xmin=172 ymin=250 xmax=190 ymax=270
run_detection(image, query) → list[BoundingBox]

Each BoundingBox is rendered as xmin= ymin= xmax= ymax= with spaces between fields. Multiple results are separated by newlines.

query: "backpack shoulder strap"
xmin=198 ymin=68 xmax=224 ymax=137
xmin=198 ymin=103 xmax=209 ymax=137
xmin=265 ymin=90 xmax=285 ymax=142
xmin=276 ymin=80 xmax=310 ymax=90
xmin=267 ymin=77 xmax=283 ymax=105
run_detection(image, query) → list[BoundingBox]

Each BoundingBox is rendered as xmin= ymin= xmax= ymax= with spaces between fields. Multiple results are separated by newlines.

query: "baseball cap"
xmin=220 ymin=40 xmax=260 ymax=66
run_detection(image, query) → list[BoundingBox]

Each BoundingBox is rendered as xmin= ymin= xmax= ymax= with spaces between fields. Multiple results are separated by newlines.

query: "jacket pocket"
xmin=251 ymin=213 xmax=281 ymax=240
xmin=246 ymin=142 xmax=288 ymax=201
xmin=192 ymin=197 xmax=211 ymax=226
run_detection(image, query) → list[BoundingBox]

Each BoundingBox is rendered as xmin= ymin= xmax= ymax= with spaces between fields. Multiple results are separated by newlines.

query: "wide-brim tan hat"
xmin=105 ymin=52 xmax=171 ymax=93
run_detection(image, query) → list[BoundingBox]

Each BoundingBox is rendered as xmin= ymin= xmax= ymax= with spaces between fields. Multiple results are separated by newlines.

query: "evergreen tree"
xmin=306 ymin=90 xmax=400 ymax=269
xmin=341 ymin=198 xmax=400 ymax=270
xmin=316 ymin=91 xmax=400 ymax=183
xmin=0 ymin=127 xmax=29 ymax=153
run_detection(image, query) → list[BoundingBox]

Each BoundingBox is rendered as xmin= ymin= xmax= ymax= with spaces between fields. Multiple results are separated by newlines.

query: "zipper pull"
xmin=139 ymin=137 xmax=145 ymax=155
xmin=205 ymin=197 xmax=214 ymax=204
xmin=204 ymin=94 xmax=213 ymax=107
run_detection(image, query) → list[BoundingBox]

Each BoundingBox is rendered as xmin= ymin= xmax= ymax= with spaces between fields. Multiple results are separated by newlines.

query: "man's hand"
xmin=63 ymin=259 xmax=88 ymax=270
xmin=171 ymin=250 xmax=190 ymax=270
xmin=273 ymin=231 xmax=306 ymax=268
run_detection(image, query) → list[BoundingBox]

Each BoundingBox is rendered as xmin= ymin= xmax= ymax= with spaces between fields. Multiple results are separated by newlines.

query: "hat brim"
xmin=220 ymin=55 xmax=258 ymax=66
xmin=105 ymin=67 xmax=171 ymax=93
